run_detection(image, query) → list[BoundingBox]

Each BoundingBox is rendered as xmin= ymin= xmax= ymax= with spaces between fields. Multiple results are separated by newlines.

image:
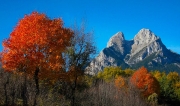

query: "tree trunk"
xmin=4 ymin=74 xmax=9 ymax=106
xmin=70 ymin=76 xmax=77 ymax=106
xmin=33 ymin=67 xmax=40 ymax=106
xmin=71 ymin=87 xmax=76 ymax=106
xmin=22 ymin=72 xmax=28 ymax=105
xmin=4 ymin=82 xmax=8 ymax=106
xmin=11 ymin=88 xmax=15 ymax=106
xmin=71 ymin=87 xmax=75 ymax=106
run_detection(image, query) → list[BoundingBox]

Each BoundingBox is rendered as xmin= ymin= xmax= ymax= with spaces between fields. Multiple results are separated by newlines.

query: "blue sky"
xmin=1 ymin=0 xmax=180 ymax=54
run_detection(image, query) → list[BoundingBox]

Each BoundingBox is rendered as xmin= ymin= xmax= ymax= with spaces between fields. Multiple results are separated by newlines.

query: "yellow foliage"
xmin=124 ymin=68 xmax=134 ymax=77
xmin=153 ymin=71 xmax=164 ymax=80
xmin=167 ymin=72 xmax=180 ymax=82
xmin=97 ymin=67 xmax=135 ymax=82
xmin=151 ymin=70 xmax=167 ymax=82
xmin=97 ymin=67 xmax=123 ymax=82
xmin=175 ymin=82 xmax=180 ymax=89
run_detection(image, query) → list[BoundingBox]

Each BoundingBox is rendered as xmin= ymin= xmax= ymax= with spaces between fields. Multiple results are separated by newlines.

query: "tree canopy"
xmin=130 ymin=67 xmax=160 ymax=97
xmin=1 ymin=12 xmax=73 ymax=79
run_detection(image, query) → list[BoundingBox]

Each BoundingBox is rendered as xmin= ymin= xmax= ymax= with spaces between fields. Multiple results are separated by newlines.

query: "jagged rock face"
xmin=126 ymin=39 xmax=164 ymax=65
xmin=86 ymin=28 xmax=180 ymax=75
xmin=86 ymin=50 xmax=118 ymax=75
xmin=107 ymin=32 xmax=125 ymax=55
xmin=86 ymin=32 xmax=130 ymax=75
xmin=131 ymin=29 xmax=159 ymax=55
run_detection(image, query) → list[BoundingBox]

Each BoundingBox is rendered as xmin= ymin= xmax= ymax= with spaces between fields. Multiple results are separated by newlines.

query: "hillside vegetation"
xmin=1 ymin=66 xmax=180 ymax=105
xmin=0 ymin=12 xmax=180 ymax=106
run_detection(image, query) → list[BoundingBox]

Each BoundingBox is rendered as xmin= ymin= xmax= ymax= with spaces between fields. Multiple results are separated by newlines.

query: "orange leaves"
xmin=130 ymin=67 xmax=160 ymax=97
xmin=115 ymin=76 xmax=127 ymax=90
xmin=1 ymin=11 xmax=73 ymax=80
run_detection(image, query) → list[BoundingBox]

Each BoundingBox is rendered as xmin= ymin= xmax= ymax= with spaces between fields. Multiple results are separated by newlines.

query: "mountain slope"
xmin=87 ymin=28 xmax=180 ymax=75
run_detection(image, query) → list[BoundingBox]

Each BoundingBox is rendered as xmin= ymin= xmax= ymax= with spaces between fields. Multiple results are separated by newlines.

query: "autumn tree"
xmin=97 ymin=67 xmax=134 ymax=82
xmin=97 ymin=67 xmax=124 ymax=82
xmin=157 ymin=71 xmax=180 ymax=104
xmin=151 ymin=70 xmax=166 ymax=81
xmin=130 ymin=67 xmax=160 ymax=97
xmin=115 ymin=76 xmax=127 ymax=90
xmin=124 ymin=68 xmax=135 ymax=77
xmin=61 ymin=23 xmax=96 ymax=106
xmin=1 ymin=12 xmax=73 ymax=105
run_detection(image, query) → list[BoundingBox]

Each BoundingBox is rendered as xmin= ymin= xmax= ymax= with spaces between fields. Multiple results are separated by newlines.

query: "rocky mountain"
xmin=86 ymin=28 xmax=180 ymax=75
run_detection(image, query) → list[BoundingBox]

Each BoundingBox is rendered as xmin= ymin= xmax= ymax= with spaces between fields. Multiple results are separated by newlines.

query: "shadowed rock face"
xmin=107 ymin=32 xmax=125 ymax=54
xmin=86 ymin=28 xmax=180 ymax=75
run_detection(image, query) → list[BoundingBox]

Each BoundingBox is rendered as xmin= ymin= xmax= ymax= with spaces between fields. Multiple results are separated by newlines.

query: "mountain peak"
xmin=86 ymin=28 xmax=180 ymax=75
xmin=138 ymin=28 xmax=153 ymax=36
xmin=107 ymin=32 xmax=125 ymax=48
xmin=131 ymin=29 xmax=160 ymax=56
xmin=134 ymin=28 xmax=159 ymax=43
xmin=139 ymin=28 xmax=151 ymax=32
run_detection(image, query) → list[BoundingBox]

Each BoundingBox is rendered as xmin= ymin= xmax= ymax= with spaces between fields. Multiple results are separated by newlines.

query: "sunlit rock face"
xmin=86 ymin=28 xmax=180 ymax=75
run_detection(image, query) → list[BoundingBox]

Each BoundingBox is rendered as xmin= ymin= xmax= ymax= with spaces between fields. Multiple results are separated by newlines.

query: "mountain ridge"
xmin=86 ymin=28 xmax=180 ymax=75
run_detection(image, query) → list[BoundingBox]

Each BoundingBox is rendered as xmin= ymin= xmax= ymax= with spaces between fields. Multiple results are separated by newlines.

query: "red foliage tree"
xmin=1 ymin=12 xmax=73 ymax=74
xmin=130 ymin=67 xmax=160 ymax=97
xmin=1 ymin=12 xmax=73 ymax=105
